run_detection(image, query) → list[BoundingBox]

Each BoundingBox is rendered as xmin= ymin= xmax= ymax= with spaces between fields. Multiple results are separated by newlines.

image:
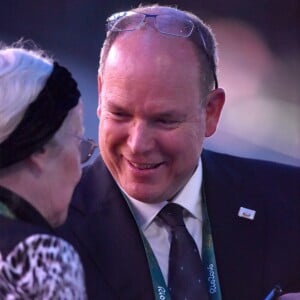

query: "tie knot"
xmin=159 ymin=203 xmax=185 ymax=228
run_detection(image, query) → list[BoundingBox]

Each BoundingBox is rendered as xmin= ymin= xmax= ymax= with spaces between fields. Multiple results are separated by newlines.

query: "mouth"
xmin=127 ymin=160 xmax=163 ymax=170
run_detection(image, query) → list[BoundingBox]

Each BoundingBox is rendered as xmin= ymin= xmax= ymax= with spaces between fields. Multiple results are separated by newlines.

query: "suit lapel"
xmin=202 ymin=150 xmax=266 ymax=299
xmin=69 ymin=157 xmax=155 ymax=299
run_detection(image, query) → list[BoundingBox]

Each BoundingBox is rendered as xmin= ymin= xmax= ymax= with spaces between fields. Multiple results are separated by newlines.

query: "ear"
xmin=204 ymin=88 xmax=225 ymax=137
xmin=97 ymin=75 xmax=102 ymax=118
xmin=27 ymin=148 xmax=48 ymax=176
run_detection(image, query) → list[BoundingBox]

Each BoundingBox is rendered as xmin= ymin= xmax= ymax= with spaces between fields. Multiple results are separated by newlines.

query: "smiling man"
xmin=98 ymin=21 xmax=223 ymax=204
xmin=60 ymin=4 xmax=300 ymax=300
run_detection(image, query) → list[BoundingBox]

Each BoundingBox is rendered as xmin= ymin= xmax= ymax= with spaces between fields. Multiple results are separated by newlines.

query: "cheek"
xmin=161 ymin=128 xmax=205 ymax=169
xmin=64 ymin=149 xmax=82 ymax=183
xmin=99 ymin=120 xmax=127 ymax=149
xmin=164 ymin=125 xmax=204 ymax=151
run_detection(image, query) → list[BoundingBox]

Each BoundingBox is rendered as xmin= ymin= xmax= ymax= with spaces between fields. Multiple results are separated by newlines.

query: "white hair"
xmin=0 ymin=47 xmax=53 ymax=143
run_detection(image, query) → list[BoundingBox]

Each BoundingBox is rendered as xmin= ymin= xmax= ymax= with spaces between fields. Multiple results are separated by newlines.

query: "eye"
xmin=158 ymin=119 xmax=177 ymax=124
xmin=110 ymin=110 xmax=131 ymax=120
xmin=113 ymin=111 xmax=126 ymax=117
xmin=156 ymin=118 xmax=182 ymax=129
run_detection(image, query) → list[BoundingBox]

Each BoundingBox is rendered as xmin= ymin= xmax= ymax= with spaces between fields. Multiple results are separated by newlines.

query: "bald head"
xmin=99 ymin=4 xmax=218 ymax=96
xmin=106 ymin=26 xmax=201 ymax=92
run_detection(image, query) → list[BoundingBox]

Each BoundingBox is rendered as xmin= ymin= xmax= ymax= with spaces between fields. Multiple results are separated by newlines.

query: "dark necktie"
xmin=159 ymin=203 xmax=209 ymax=300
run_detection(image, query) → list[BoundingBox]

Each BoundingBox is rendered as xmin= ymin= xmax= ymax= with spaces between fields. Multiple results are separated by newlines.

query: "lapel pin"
xmin=238 ymin=207 xmax=256 ymax=220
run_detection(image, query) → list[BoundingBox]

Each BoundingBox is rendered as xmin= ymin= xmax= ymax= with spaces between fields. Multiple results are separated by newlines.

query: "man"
xmin=60 ymin=5 xmax=300 ymax=300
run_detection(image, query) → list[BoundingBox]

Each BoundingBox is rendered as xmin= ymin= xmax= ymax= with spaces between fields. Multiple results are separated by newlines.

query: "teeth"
xmin=130 ymin=162 xmax=158 ymax=169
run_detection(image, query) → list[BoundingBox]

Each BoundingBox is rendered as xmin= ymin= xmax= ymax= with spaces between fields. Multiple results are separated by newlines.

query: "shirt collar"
xmin=124 ymin=159 xmax=203 ymax=231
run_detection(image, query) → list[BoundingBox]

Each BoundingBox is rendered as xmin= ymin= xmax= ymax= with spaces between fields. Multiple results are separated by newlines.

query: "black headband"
xmin=0 ymin=62 xmax=80 ymax=169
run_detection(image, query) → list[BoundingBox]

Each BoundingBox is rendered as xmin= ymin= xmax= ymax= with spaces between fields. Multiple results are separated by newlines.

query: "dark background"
xmin=1 ymin=0 xmax=299 ymax=165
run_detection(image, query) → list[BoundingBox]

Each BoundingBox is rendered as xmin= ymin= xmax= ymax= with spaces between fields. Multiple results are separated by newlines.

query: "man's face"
xmin=98 ymin=30 xmax=223 ymax=203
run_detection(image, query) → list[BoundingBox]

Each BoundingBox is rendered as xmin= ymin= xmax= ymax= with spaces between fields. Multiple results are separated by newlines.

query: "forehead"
xmin=103 ymin=36 xmax=202 ymax=104
xmin=102 ymin=32 xmax=202 ymax=110
xmin=105 ymin=27 xmax=200 ymax=78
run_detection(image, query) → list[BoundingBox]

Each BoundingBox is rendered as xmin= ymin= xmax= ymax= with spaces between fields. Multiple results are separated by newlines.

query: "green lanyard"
xmin=123 ymin=191 xmax=222 ymax=300
xmin=202 ymin=190 xmax=223 ymax=300
xmin=0 ymin=201 xmax=16 ymax=219
xmin=122 ymin=192 xmax=171 ymax=300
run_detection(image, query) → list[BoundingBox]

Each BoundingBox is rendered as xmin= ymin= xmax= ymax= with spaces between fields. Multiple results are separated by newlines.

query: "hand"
xmin=278 ymin=293 xmax=300 ymax=300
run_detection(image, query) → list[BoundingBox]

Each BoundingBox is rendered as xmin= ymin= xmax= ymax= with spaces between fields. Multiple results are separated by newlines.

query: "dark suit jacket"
xmin=59 ymin=149 xmax=300 ymax=300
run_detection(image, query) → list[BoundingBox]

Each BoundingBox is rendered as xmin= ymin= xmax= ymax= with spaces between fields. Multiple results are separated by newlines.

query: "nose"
xmin=127 ymin=120 xmax=155 ymax=154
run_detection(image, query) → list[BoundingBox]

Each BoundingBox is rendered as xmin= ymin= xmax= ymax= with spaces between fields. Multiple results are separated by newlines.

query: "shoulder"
xmin=0 ymin=216 xmax=51 ymax=257
xmin=202 ymin=149 xmax=300 ymax=217
xmin=0 ymin=234 xmax=86 ymax=299
xmin=70 ymin=155 xmax=122 ymax=214
xmin=202 ymin=149 xmax=300 ymax=181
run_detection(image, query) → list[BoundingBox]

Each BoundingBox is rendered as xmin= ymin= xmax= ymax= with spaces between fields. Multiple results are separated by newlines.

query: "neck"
xmin=0 ymin=168 xmax=55 ymax=227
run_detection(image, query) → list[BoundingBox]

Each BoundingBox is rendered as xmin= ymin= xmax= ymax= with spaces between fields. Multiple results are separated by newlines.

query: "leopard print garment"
xmin=0 ymin=234 xmax=86 ymax=299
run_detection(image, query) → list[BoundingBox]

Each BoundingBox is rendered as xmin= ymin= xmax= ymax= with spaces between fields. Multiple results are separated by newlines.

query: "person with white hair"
xmin=0 ymin=45 xmax=96 ymax=299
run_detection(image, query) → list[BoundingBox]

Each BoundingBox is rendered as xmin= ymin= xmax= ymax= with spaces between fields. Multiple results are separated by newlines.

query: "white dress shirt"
xmin=124 ymin=159 xmax=203 ymax=284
